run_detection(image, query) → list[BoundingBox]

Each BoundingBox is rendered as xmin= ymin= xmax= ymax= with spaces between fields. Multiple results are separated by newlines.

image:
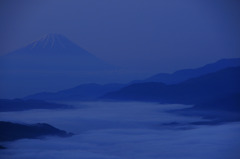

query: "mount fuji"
xmin=0 ymin=34 xmax=117 ymax=98
xmin=1 ymin=33 xmax=114 ymax=71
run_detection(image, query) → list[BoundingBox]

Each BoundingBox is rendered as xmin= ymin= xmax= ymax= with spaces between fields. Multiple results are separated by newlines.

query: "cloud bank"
xmin=0 ymin=102 xmax=240 ymax=159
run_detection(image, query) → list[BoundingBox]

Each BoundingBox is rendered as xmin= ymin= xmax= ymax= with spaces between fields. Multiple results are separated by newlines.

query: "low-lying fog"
xmin=0 ymin=102 xmax=240 ymax=159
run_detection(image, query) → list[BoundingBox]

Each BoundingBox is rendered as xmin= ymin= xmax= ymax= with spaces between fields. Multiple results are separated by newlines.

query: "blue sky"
xmin=0 ymin=0 xmax=240 ymax=73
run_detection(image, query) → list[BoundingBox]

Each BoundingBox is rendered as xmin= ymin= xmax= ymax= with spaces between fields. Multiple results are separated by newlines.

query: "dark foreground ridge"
xmin=0 ymin=121 xmax=73 ymax=148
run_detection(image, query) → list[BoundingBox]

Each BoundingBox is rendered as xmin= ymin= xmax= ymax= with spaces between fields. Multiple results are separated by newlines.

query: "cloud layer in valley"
xmin=0 ymin=102 xmax=240 ymax=159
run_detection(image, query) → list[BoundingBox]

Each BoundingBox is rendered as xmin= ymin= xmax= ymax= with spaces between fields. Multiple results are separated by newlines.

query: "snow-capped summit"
xmin=28 ymin=33 xmax=78 ymax=50
xmin=10 ymin=33 xmax=90 ymax=56
xmin=1 ymin=33 xmax=112 ymax=64
xmin=30 ymin=33 xmax=68 ymax=48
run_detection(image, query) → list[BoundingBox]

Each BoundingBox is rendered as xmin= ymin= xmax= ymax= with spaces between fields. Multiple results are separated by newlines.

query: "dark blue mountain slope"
xmin=136 ymin=58 xmax=240 ymax=84
xmin=103 ymin=67 xmax=240 ymax=107
xmin=0 ymin=121 xmax=73 ymax=142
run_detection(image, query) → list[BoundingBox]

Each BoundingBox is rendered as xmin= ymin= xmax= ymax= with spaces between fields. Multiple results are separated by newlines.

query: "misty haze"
xmin=1 ymin=102 xmax=240 ymax=159
xmin=0 ymin=0 xmax=240 ymax=159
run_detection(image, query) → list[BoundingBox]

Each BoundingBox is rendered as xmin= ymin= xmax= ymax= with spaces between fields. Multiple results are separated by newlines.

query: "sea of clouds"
xmin=0 ymin=102 xmax=240 ymax=159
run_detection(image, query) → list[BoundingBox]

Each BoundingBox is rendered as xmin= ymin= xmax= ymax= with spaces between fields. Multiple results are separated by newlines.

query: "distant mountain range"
xmin=1 ymin=32 xmax=239 ymax=99
xmin=24 ymin=83 xmax=125 ymax=101
xmin=25 ymin=58 xmax=240 ymax=102
xmin=131 ymin=58 xmax=240 ymax=84
xmin=0 ymin=98 xmax=72 ymax=112
xmin=0 ymin=34 xmax=118 ymax=98
xmin=103 ymin=66 xmax=240 ymax=112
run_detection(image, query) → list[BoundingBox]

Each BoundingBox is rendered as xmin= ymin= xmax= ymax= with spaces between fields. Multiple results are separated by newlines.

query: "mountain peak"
xmin=28 ymin=33 xmax=77 ymax=50
xmin=4 ymin=33 xmax=97 ymax=57
xmin=40 ymin=33 xmax=67 ymax=42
